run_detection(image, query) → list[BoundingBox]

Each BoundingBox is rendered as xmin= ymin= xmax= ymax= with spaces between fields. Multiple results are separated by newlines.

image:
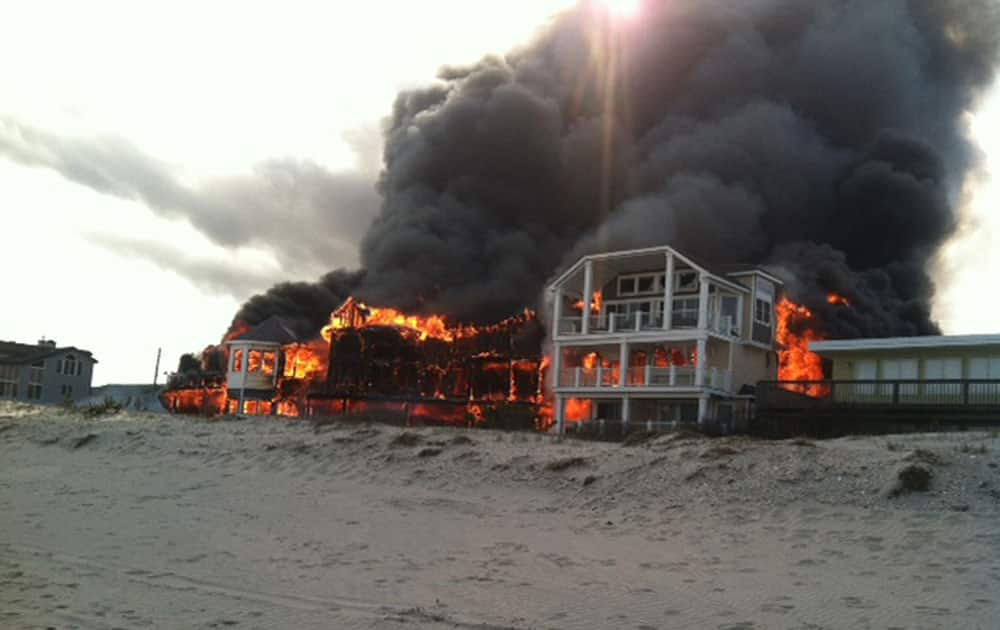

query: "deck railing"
xmin=757 ymin=379 xmax=1000 ymax=409
xmin=557 ymin=366 xmax=732 ymax=391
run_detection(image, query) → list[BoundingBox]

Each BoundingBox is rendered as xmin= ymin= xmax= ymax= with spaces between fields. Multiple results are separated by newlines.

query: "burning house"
xmin=163 ymin=1 xmax=997 ymax=436
xmin=163 ymin=298 xmax=548 ymax=427
xmin=549 ymin=245 xmax=782 ymax=432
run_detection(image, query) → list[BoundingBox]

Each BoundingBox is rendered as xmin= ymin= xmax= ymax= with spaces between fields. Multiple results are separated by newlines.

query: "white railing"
xmin=558 ymin=366 xmax=732 ymax=391
xmin=709 ymin=313 xmax=737 ymax=337
xmin=557 ymin=310 xmax=734 ymax=336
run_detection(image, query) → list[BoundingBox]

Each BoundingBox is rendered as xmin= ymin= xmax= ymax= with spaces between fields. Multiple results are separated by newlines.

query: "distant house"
xmin=810 ymin=334 xmax=1000 ymax=401
xmin=754 ymin=334 xmax=1000 ymax=436
xmin=0 ymin=339 xmax=97 ymax=404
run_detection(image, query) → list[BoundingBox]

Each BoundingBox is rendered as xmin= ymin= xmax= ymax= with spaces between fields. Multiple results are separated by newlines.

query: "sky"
xmin=1 ymin=0 xmax=998 ymax=386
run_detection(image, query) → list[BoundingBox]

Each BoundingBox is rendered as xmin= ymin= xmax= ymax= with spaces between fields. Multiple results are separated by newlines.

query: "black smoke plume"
xmin=232 ymin=0 xmax=999 ymax=341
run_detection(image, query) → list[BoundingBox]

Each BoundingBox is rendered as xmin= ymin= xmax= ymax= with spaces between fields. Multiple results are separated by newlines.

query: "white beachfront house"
xmin=548 ymin=246 xmax=783 ymax=433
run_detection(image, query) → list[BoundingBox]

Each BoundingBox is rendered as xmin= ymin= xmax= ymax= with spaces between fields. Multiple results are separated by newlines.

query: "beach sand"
xmin=1 ymin=402 xmax=998 ymax=629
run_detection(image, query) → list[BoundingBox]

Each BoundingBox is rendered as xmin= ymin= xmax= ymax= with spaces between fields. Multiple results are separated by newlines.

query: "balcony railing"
xmin=558 ymin=366 xmax=733 ymax=391
xmin=757 ymin=380 xmax=1000 ymax=409
xmin=557 ymin=312 xmax=737 ymax=337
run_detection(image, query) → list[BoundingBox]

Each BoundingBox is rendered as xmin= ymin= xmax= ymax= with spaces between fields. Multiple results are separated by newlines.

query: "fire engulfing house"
xmin=548 ymin=246 xmax=783 ymax=432
xmin=164 ymin=301 xmax=549 ymax=427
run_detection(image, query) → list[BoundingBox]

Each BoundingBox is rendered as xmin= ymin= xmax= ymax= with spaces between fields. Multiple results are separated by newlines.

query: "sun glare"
xmin=600 ymin=0 xmax=640 ymax=16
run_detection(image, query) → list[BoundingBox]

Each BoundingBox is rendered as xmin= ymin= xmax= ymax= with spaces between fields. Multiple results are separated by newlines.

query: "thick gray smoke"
xmin=236 ymin=0 xmax=999 ymax=340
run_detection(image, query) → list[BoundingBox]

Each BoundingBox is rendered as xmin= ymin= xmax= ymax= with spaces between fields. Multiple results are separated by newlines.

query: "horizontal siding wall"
xmin=829 ymin=347 xmax=1000 ymax=380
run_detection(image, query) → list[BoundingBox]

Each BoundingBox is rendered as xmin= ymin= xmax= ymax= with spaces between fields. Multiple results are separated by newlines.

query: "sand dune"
xmin=1 ymin=402 xmax=998 ymax=629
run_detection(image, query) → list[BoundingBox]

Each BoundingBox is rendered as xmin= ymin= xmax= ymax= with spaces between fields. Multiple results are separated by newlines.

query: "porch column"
xmin=237 ymin=345 xmax=247 ymax=415
xmin=581 ymin=259 xmax=594 ymax=335
xmin=697 ymin=395 xmax=708 ymax=427
xmin=697 ymin=273 xmax=710 ymax=330
xmin=619 ymin=340 xmax=629 ymax=387
xmin=736 ymin=293 xmax=745 ymax=339
xmin=727 ymin=340 xmax=735 ymax=394
xmin=552 ymin=287 xmax=563 ymax=338
xmin=555 ymin=395 xmax=565 ymax=434
xmin=662 ymin=252 xmax=675 ymax=330
xmin=552 ymin=342 xmax=563 ymax=393
xmin=695 ymin=337 xmax=707 ymax=387
xmin=622 ymin=395 xmax=631 ymax=432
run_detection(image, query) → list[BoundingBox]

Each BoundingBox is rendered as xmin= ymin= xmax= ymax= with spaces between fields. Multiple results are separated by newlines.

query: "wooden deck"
xmin=753 ymin=380 xmax=1000 ymax=437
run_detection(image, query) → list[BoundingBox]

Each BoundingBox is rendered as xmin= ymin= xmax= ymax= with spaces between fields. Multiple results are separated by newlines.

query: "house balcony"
xmin=556 ymin=311 xmax=736 ymax=339
xmin=556 ymin=366 xmax=734 ymax=393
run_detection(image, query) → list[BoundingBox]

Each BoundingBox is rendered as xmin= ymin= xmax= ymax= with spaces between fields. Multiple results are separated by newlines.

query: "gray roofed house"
xmin=232 ymin=317 xmax=300 ymax=345
xmin=0 ymin=338 xmax=97 ymax=404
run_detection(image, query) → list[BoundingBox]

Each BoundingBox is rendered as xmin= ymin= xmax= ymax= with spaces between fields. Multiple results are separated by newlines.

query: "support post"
xmin=622 ymin=395 xmax=631 ymax=433
xmin=552 ymin=287 xmax=563 ymax=338
xmin=698 ymin=273 xmax=710 ymax=331
xmin=552 ymin=343 xmax=563 ymax=393
xmin=619 ymin=341 xmax=629 ymax=387
xmin=153 ymin=347 xmax=161 ymax=386
xmin=574 ymin=366 xmax=581 ymax=387
xmin=727 ymin=341 xmax=735 ymax=394
xmin=695 ymin=337 xmax=707 ymax=387
xmin=669 ymin=364 xmax=677 ymax=386
xmin=663 ymin=253 xmax=676 ymax=331
xmin=697 ymin=395 xmax=709 ymax=427
xmin=581 ymin=259 xmax=594 ymax=335
xmin=644 ymin=363 xmax=651 ymax=387
xmin=237 ymin=345 xmax=247 ymax=415
xmin=555 ymin=395 xmax=565 ymax=434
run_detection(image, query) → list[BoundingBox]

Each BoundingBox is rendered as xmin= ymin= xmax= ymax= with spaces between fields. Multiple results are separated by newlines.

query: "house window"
xmin=0 ymin=364 xmax=18 ymax=398
xmin=675 ymin=271 xmax=699 ymax=293
xmin=261 ymin=352 xmax=276 ymax=376
xmin=248 ymin=350 xmax=262 ymax=373
xmin=232 ymin=350 xmax=243 ymax=372
xmin=60 ymin=384 xmax=74 ymax=397
xmin=672 ymin=297 xmax=699 ymax=327
xmin=27 ymin=361 xmax=44 ymax=400
xmin=721 ymin=296 xmax=740 ymax=336
xmin=969 ymin=357 xmax=1000 ymax=379
xmin=618 ymin=273 xmax=664 ymax=297
xmin=754 ymin=298 xmax=772 ymax=325
xmin=63 ymin=354 xmax=77 ymax=378
xmin=924 ymin=358 xmax=962 ymax=380
xmin=618 ymin=277 xmax=636 ymax=295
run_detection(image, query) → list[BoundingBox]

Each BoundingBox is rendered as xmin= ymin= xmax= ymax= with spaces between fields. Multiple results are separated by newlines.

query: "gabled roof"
xmin=0 ymin=341 xmax=97 ymax=365
xmin=229 ymin=316 xmax=300 ymax=345
xmin=811 ymin=334 xmax=1000 ymax=354
xmin=547 ymin=245 xmax=778 ymax=294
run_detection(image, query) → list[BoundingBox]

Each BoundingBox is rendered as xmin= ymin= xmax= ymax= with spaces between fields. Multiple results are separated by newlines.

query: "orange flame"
xmin=573 ymin=290 xmax=603 ymax=314
xmin=564 ymin=398 xmax=592 ymax=422
xmin=322 ymin=297 xmax=472 ymax=343
xmin=827 ymin=293 xmax=850 ymax=306
xmin=776 ymin=297 xmax=828 ymax=397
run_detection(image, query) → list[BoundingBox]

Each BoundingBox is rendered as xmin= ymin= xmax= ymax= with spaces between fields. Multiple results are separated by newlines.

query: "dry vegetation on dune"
xmin=2 ymin=402 xmax=998 ymax=516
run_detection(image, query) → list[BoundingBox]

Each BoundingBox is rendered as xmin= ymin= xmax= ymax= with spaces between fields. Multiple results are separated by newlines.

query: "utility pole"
xmin=153 ymin=348 xmax=162 ymax=385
